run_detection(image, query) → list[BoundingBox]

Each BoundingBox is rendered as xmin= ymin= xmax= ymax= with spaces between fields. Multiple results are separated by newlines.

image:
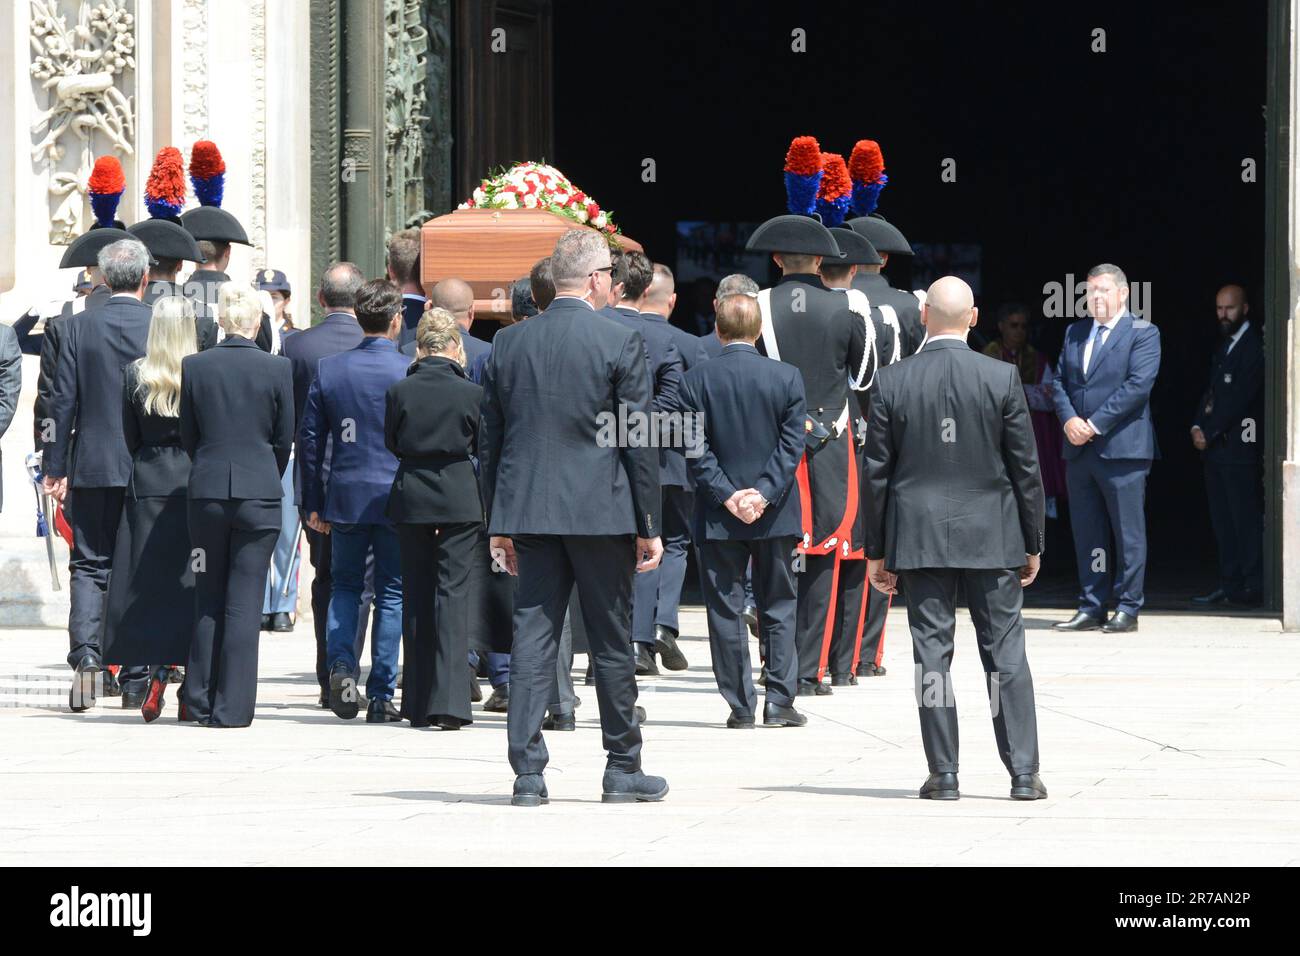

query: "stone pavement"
xmin=1 ymin=607 xmax=1296 ymax=866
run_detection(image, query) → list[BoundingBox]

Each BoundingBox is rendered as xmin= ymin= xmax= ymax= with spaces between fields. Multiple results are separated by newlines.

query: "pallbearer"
xmin=744 ymin=205 xmax=873 ymax=696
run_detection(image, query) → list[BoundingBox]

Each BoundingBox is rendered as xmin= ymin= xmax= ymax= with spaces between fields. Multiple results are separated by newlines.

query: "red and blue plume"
xmin=144 ymin=146 xmax=186 ymax=219
xmin=849 ymin=139 xmax=888 ymax=216
xmin=784 ymin=135 xmax=824 ymax=216
xmin=189 ymin=140 xmax=226 ymax=207
xmin=815 ymin=152 xmax=852 ymax=226
xmin=87 ymin=156 xmax=125 ymax=228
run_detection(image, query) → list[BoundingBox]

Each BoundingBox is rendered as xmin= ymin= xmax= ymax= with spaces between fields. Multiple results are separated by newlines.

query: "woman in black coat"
xmin=178 ymin=283 xmax=294 ymax=728
xmin=102 ymin=296 xmax=198 ymax=721
xmin=386 ymin=308 xmax=502 ymax=730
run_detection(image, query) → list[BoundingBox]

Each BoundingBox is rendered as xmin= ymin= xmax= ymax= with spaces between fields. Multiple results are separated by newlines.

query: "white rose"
xmin=472 ymin=187 xmax=487 ymax=203
xmin=574 ymin=208 xmax=588 ymax=223
xmin=552 ymin=191 xmax=568 ymax=204
xmin=501 ymin=192 xmax=519 ymax=209
xmin=523 ymin=193 xmax=539 ymax=208
xmin=593 ymin=213 xmax=608 ymax=229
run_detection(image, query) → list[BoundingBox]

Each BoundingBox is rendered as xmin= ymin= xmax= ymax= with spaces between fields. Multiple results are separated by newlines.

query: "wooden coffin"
xmin=420 ymin=208 xmax=642 ymax=320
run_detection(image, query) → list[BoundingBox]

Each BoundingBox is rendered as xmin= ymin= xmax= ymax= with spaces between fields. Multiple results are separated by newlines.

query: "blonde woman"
xmin=385 ymin=307 xmax=496 ymax=729
xmin=102 ymin=296 xmax=199 ymax=722
xmin=178 ymin=282 xmax=295 ymax=727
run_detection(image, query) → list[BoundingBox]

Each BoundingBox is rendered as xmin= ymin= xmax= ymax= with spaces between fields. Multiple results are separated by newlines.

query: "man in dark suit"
xmin=280 ymin=262 xmax=371 ymax=707
xmin=745 ymin=215 xmax=872 ymax=696
xmin=480 ymin=227 xmax=667 ymax=807
xmin=1192 ymin=284 xmax=1264 ymax=607
xmin=386 ymin=228 xmax=427 ymax=339
xmin=400 ymin=278 xmax=491 ymax=379
xmin=847 ymin=215 xmax=924 ymax=360
xmin=43 ymin=239 xmax=155 ymax=710
xmin=604 ymin=252 xmax=682 ymax=674
xmin=700 ymin=274 xmax=760 ymax=360
xmin=865 ymin=276 xmax=1047 ymax=802
xmin=679 ymin=294 xmax=807 ymax=727
xmin=299 ymin=280 xmax=411 ymax=722
xmin=35 ymin=274 xmax=112 ymax=454
xmin=1051 ymin=263 xmax=1161 ymax=633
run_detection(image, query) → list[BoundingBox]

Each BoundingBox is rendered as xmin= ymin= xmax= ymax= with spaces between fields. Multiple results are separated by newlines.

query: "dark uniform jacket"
xmin=1192 ymin=323 xmax=1264 ymax=464
xmin=385 ymin=356 xmax=484 ymax=524
xmin=864 ymin=337 xmax=1045 ymax=570
xmin=182 ymin=270 xmax=273 ymax=352
xmin=852 ymin=271 xmax=924 ymax=358
xmin=144 ymin=279 xmax=218 ymax=350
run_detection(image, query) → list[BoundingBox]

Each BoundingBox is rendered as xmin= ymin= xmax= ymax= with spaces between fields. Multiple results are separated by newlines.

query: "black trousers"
xmin=182 ymin=498 xmax=280 ymax=727
xmin=1204 ymin=455 xmax=1263 ymax=596
xmin=795 ymin=552 xmax=838 ymax=681
xmin=858 ymin=581 xmax=891 ymax=670
xmin=507 ymin=534 xmax=641 ymax=775
xmin=397 ymin=522 xmax=478 ymax=727
xmin=65 ymin=485 xmax=125 ymax=667
xmin=826 ymin=558 xmax=867 ymax=676
xmin=305 ymin=524 xmax=373 ymax=692
xmin=632 ymin=485 xmax=694 ymax=643
xmin=898 ymin=567 xmax=1040 ymax=776
xmin=699 ymin=536 xmax=798 ymax=713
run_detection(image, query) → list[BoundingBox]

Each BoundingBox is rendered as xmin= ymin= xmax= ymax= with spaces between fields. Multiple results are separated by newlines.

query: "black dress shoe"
xmin=1053 ymin=611 xmax=1106 ymax=631
xmin=68 ymin=655 xmax=101 ymax=712
xmin=855 ymin=662 xmax=886 ymax=677
xmin=919 ymin=772 xmax=960 ymax=800
xmin=830 ymin=673 xmax=857 ymax=687
xmin=634 ymin=643 xmax=659 ymax=676
xmin=743 ymin=604 xmax=758 ymax=637
xmin=483 ymin=684 xmax=509 ymax=713
xmin=317 ymin=690 xmax=329 ymax=709
xmin=1191 ymin=588 xmax=1229 ymax=606
xmin=542 ymin=711 xmax=575 ymax=731
xmin=260 ymin=614 xmax=274 ymax=632
xmin=796 ymin=679 xmax=822 ymax=697
xmin=762 ymin=702 xmax=807 ymax=727
xmin=366 ymin=698 xmax=402 ymax=723
xmin=816 ymin=680 xmax=832 ymax=696
xmin=468 ymin=667 xmax=483 ymax=702
xmin=726 ymin=711 xmax=755 ymax=729
xmin=584 ymin=661 xmax=595 ymax=685
xmin=329 ymin=665 xmax=360 ymax=719
xmin=512 ymin=773 xmax=549 ymax=807
xmin=434 ymin=714 xmax=466 ymax=730
xmin=121 ymin=687 xmax=146 ymax=709
xmin=601 ymin=768 xmax=669 ymax=803
xmin=270 ymin=612 xmax=293 ymax=632
xmin=1010 ymin=772 xmax=1048 ymax=800
xmin=102 ymin=666 xmax=121 ymax=698
xmin=653 ymin=625 xmax=689 ymax=671
xmin=1101 ymin=610 xmax=1138 ymax=633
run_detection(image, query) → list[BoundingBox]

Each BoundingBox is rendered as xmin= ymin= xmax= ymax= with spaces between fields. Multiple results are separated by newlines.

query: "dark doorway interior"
xmin=548 ymin=0 xmax=1268 ymax=608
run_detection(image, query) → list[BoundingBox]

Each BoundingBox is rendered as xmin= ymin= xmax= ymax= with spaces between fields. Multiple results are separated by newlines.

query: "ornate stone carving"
xmin=384 ymin=0 xmax=431 ymax=232
xmin=248 ymin=0 xmax=267 ymax=269
xmin=180 ymin=0 xmax=208 ymax=145
xmin=29 ymin=0 xmax=137 ymax=244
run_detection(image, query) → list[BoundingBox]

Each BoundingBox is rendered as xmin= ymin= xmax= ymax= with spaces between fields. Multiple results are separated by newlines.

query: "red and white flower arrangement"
xmin=458 ymin=161 xmax=619 ymax=235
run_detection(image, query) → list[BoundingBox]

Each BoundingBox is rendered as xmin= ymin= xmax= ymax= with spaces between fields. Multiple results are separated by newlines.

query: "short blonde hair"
xmin=416 ymin=307 xmax=464 ymax=364
xmin=218 ymin=281 xmax=262 ymax=335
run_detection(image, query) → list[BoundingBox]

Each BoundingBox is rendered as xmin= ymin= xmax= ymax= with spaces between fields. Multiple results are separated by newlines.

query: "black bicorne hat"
xmin=128 ymin=218 xmax=207 ymax=263
xmin=845 ymin=214 xmax=913 ymax=257
xmin=180 ymin=205 xmax=250 ymax=245
xmin=58 ymin=226 xmax=156 ymax=269
xmin=745 ymin=214 xmax=844 ymax=257
xmin=827 ymin=227 xmax=882 ymax=266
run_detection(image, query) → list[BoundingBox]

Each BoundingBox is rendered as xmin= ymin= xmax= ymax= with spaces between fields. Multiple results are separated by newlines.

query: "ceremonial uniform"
xmin=847 ymin=215 xmax=925 ymax=359
xmin=746 ymin=215 xmax=873 ymax=691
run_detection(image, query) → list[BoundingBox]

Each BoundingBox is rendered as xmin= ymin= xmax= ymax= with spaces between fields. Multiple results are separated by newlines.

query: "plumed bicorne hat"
xmin=131 ymin=146 xmax=206 ymax=262
xmin=845 ymin=214 xmax=913 ymax=257
xmin=128 ymin=218 xmax=205 ymax=263
xmin=180 ymin=140 xmax=250 ymax=245
xmin=59 ymin=155 xmax=138 ymax=269
xmin=828 ymin=227 xmax=882 ymax=266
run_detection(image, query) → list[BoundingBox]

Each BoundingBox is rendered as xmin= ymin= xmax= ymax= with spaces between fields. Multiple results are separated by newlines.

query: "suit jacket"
xmin=299 ymin=336 xmax=410 ymax=524
xmin=46 ymin=294 xmax=154 ymax=485
xmin=1193 ymin=323 xmax=1264 ymax=464
xmin=865 ymin=337 xmax=1045 ymax=569
xmin=606 ymin=306 xmax=686 ymax=487
xmin=385 ymin=356 xmax=484 ymax=524
xmin=122 ymin=363 xmax=189 ymax=499
xmin=180 ymin=336 xmax=294 ymax=500
xmin=479 ymin=296 xmax=660 ymax=537
xmin=1051 ymin=312 xmax=1161 ymax=461
xmin=34 ymin=285 xmax=110 ymax=451
xmin=757 ymin=274 xmax=869 ymax=426
xmin=396 ymin=295 xmax=426 ymax=351
xmin=145 ymin=279 xmax=218 ymax=350
xmin=281 ymin=311 xmax=364 ymax=433
xmin=182 ymin=270 xmax=273 ymax=353
xmin=0 ymin=323 xmax=20 ymax=511
xmin=677 ymin=343 xmax=805 ymax=540
xmin=701 ymin=331 xmax=724 ymax=360
xmin=852 ymin=272 xmax=924 ymax=358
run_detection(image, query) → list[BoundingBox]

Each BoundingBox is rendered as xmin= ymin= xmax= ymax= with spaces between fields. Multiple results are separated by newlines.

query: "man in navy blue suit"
xmin=282 ymin=262 xmax=372 ymax=707
xmin=1052 ymin=264 xmax=1161 ymax=633
xmin=387 ymin=229 xmax=427 ymax=341
xmin=299 ymin=279 xmax=411 ymax=722
xmin=679 ymin=294 xmax=807 ymax=728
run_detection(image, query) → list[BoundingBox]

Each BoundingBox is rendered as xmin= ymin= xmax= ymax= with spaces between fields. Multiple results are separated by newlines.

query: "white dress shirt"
xmin=1081 ymin=312 xmax=1126 ymax=436
xmin=1226 ymin=319 xmax=1251 ymax=353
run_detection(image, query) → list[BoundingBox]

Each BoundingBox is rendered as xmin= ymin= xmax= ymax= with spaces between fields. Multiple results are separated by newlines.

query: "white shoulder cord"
xmin=756 ymin=287 xmax=781 ymax=361
xmin=842 ymin=288 xmax=877 ymax=390
xmin=876 ymin=304 xmax=902 ymax=364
